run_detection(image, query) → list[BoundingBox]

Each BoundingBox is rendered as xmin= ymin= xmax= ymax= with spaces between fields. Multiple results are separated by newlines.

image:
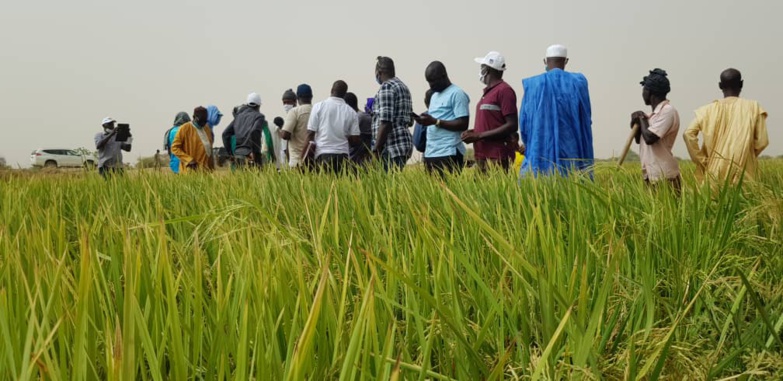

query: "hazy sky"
xmin=1 ymin=0 xmax=780 ymax=167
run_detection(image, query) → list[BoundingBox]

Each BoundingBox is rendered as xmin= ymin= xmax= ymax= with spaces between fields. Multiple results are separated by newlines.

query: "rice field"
xmin=1 ymin=161 xmax=782 ymax=380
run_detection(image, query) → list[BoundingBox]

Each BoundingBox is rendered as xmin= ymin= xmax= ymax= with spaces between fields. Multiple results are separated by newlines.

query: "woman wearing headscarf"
xmin=165 ymin=111 xmax=191 ymax=173
xmin=206 ymin=105 xmax=223 ymax=141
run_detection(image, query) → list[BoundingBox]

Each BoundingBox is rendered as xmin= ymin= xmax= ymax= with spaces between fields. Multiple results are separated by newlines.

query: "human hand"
xmin=630 ymin=111 xmax=647 ymax=127
xmin=461 ymin=130 xmax=481 ymax=144
xmin=415 ymin=114 xmax=437 ymax=126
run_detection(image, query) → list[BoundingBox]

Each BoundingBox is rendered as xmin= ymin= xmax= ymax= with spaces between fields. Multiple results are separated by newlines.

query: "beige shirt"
xmin=639 ymin=101 xmax=680 ymax=181
xmin=282 ymin=104 xmax=312 ymax=167
xmin=683 ymin=97 xmax=769 ymax=183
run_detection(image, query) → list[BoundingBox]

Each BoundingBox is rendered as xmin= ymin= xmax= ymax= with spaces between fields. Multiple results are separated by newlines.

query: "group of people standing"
xmin=95 ymin=44 xmax=770 ymax=187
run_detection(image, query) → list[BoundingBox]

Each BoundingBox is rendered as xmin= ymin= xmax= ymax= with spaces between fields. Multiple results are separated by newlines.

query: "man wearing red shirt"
xmin=462 ymin=51 xmax=518 ymax=173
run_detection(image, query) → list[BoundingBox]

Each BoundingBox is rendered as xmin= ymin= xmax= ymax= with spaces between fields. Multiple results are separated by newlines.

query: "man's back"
xmin=282 ymin=104 xmax=313 ymax=167
xmin=229 ymin=108 xmax=265 ymax=155
xmin=520 ymin=69 xmax=593 ymax=175
xmin=685 ymin=97 xmax=768 ymax=181
xmin=308 ymin=97 xmax=360 ymax=157
xmin=372 ymin=77 xmax=414 ymax=159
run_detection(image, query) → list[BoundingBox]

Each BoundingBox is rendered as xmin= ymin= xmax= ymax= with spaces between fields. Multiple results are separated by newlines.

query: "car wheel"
xmin=44 ymin=160 xmax=57 ymax=168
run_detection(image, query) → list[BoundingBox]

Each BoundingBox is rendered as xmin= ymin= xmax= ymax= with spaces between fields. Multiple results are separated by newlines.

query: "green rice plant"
xmin=0 ymin=160 xmax=782 ymax=380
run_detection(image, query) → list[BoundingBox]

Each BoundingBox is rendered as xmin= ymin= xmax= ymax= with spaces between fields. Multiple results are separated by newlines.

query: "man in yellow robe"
xmin=172 ymin=106 xmax=215 ymax=173
xmin=683 ymin=69 xmax=769 ymax=183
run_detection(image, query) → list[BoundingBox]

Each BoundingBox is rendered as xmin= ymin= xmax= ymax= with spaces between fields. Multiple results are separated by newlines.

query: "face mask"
xmin=104 ymin=128 xmax=113 ymax=134
xmin=375 ymin=75 xmax=382 ymax=85
xmin=479 ymin=68 xmax=488 ymax=85
xmin=284 ymin=104 xmax=294 ymax=113
xmin=193 ymin=119 xmax=203 ymax=128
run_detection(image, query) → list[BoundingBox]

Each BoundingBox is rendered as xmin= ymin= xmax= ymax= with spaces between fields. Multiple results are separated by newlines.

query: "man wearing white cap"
xmin=94 ymin=117 xmax=132 ymax=177
xmin=519 ymin=44 xmax=594 ymax=176
xmin=462 ymin=51 xmax=518 ymax=173
xmin=222 ymin=92 xmax=273 ymax=168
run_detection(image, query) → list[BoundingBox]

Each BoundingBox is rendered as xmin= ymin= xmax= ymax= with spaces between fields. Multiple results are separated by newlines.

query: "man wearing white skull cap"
xmin=519 ymin=44 xmax=594 ymax=177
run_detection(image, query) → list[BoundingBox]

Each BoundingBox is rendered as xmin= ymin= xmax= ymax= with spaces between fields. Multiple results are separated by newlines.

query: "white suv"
xmin=30 ymin=149 xmax=95 ymax=168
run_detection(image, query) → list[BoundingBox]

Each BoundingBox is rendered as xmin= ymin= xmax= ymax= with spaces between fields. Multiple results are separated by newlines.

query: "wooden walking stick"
xmin=617 ymin=123 xmax=640 ymax=167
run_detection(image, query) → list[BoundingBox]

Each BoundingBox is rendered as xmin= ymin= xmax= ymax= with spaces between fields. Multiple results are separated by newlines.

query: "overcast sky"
xmin=1 ymin=0 xmax=779 ymax=167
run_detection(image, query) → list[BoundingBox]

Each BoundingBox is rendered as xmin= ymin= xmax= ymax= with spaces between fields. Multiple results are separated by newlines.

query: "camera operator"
xmin=94 ymin=117 xmax=131 ymax=177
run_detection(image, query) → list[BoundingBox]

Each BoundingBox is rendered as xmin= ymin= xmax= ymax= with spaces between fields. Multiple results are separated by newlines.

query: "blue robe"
xmin=519 ymin=69 xmax=594 ymax=176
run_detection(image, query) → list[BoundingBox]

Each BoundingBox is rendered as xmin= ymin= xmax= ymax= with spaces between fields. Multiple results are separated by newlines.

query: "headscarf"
xmin=173 ymin=111 xmax=191 ymax=126
xmin=364 ymin=98 xmax=375 ymax=114
xmin=640 ymin=68 xmax=671 ymax=96
xmin=207 ymin=105 xmax=223 ymax=128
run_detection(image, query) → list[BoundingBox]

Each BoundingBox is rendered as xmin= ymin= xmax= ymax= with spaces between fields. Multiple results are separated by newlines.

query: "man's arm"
xmin=171 ymin=126 xmax=195 ymax=166
xmin=222 ymin=121 xmax=235 ymax=156
xmin=638 ymin=118 xmax=660 ymax=145
xmin=373 ymin=85 xmax=394 ymax=153
xmin=683 ymin=118 xmax=706 ymax=168
xmin=280 ymin=110 xmax=297 ymax=141
xmin=374 ymin=121 xmax=392 ymax=153
xmin=479 ymin=114 xmax=518 ymax=140
xmin=348 ymin=113 xmax=361 ymax=146
xmin=96 ymin=131 xmax=115 ymax=150
xmin=754 ymin=111 xmax=769 ymax=156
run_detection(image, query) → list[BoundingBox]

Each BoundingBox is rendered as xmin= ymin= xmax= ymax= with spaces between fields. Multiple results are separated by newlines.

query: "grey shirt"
xmin=94 ymin=132 xmax=129 ymax=168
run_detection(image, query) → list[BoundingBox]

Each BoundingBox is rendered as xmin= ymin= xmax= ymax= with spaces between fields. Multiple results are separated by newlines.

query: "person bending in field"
xmin=519 ymin=45 xmax=593 ymax=177
xmin=683 ymin=68 xmax=769 ymax=184
xmin=222 ymin=93 xmax=271 ymax=169
xmin=414 ymin=61 xmax=471 ymax=178
xmin=629 ymin=69 xmax=682 ymax=193
xmin=171 ymin=106 xmax=215 ymax=173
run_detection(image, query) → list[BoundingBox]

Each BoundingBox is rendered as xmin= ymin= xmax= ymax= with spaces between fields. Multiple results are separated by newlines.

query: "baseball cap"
xmin=247 ymin=92 xmax=262 ymax=106
xmin=101 ymin=117 xmax=116 ymax=125
xmin=474 ymin=51 xmax=506 ymax=71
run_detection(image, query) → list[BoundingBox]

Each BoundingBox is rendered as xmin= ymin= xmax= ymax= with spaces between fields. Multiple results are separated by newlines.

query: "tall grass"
xmin=1 ymin=161 xmax=782 ymax=380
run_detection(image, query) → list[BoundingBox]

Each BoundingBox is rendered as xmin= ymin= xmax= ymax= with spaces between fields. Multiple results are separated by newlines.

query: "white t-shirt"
xmin=307 ymin=97 xmax=360 ymax=157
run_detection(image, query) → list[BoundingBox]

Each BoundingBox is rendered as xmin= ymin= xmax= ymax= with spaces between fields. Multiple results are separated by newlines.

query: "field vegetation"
xmin=1 ymin=161 xmax=782 ymax=380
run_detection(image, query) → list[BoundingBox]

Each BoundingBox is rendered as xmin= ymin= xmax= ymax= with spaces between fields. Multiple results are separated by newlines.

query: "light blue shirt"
xmin=425 ymin=84 xmax=470 ymax=158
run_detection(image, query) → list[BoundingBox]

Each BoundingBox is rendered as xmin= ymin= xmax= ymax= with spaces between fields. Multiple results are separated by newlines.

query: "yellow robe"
xmin=171 ymin=122 xmax=215 ymax=173
xmin=683 ymin=97 xmax=768 ymax=183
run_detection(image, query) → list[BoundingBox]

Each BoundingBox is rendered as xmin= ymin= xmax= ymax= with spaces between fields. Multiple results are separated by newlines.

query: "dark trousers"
xmin=382 ymin=155 xmax=408 ymax=172
xmin=316 ymin=153 xmax=348 ymax=174
xmin=232 ymin=153 xmax=262 ymax=171
xmin=424 ymin=153 xmax=464 ymax=178
xmin=645 ymin=175 xmax=682 ymax=196
xmin=99 ymin=166 xmax=123 ymax=179
xmin=476 ymin=158 xmax=511 ymax=173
